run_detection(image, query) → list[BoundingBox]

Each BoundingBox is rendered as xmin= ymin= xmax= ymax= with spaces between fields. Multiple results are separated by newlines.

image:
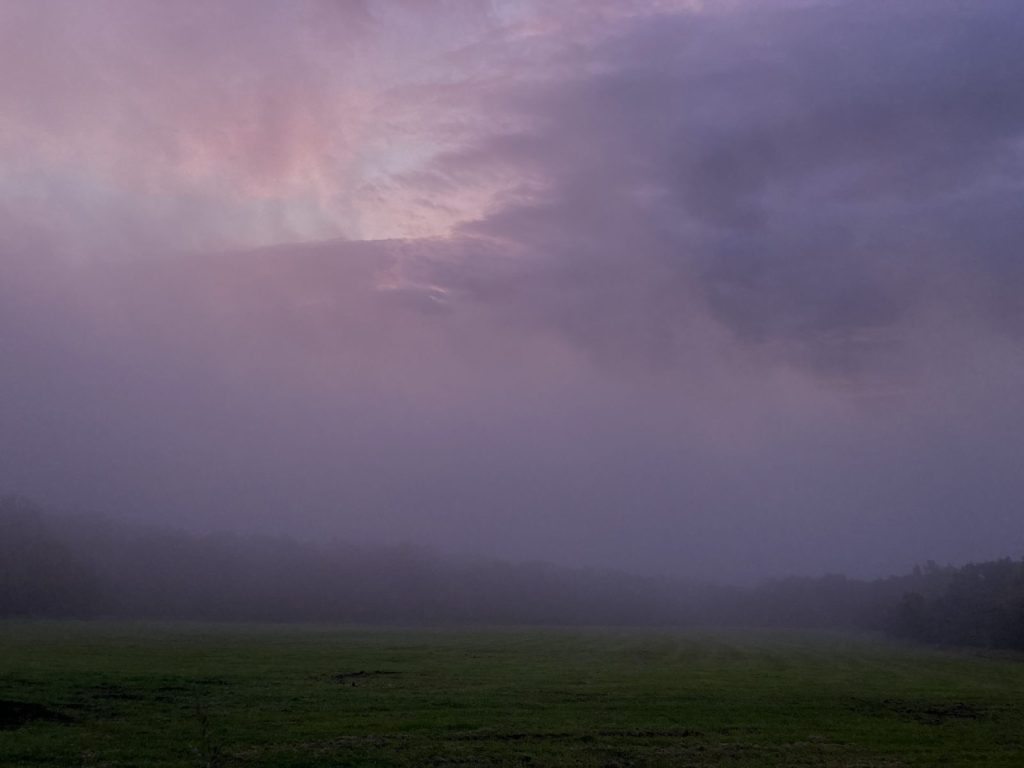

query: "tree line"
xmin=2 ymin=496 xmax=1022 ymax=649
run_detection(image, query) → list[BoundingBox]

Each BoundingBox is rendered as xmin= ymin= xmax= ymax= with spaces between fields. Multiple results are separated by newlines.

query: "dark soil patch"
xmin=332 ymin=670 xmax=399 ymax=685
xmin=0 ymin=700 xmax=73 ymax=730
xmin=849 ymin=697 xmax=985 ymax=725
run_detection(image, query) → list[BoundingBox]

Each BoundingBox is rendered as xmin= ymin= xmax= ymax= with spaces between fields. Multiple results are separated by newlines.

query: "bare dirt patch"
xmin=0 ymin=699 xmax=73 ymax=730
xmin=331 ymin=670 xmax=399 ymax=685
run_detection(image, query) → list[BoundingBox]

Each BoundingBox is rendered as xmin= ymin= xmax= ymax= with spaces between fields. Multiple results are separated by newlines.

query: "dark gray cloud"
xmin=450 ymin=0 xmax=1024 ymax=377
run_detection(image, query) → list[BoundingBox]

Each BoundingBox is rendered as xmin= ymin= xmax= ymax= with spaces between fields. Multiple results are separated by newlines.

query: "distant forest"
xmin=3 ymin=496 xmax=1023 ymax=650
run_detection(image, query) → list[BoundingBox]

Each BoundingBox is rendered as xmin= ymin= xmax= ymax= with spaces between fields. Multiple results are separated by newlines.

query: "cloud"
xmin=2 ymin=1 xmax=1024 ymax=581
xmin=0 ymin=0 xmax=520 ymax=246
xmin=429 ymin=0 xmax=1024 ymax=380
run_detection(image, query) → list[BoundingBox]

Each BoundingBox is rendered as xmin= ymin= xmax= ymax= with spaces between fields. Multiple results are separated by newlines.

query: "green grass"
xmin=1 ymin=622 xmax=1023 ymax=767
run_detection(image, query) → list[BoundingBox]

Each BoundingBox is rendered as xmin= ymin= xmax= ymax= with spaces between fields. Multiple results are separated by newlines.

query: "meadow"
xmin=1 ymin=622 xmax=1022 ymax=767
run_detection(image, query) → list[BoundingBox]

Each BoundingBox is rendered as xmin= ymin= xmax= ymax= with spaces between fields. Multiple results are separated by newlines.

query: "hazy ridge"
xmin=5 ymin=496 xmax=1022 ymax=650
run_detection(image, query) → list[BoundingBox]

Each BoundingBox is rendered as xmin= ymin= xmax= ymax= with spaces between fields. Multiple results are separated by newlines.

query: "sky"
xmin=2 ymin=0 xmax=1024 ymax=583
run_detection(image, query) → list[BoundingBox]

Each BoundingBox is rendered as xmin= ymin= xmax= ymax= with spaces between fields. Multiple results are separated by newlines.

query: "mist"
xmin=3 ymin=0 xmax=1024 ymax=586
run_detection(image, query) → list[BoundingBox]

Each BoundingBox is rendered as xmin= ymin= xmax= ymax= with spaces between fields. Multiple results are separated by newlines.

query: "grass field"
xmin=1 ymin=623 xmax=1022 ymax=767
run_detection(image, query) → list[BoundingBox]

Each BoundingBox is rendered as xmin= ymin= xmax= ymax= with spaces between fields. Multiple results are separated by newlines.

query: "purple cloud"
xmin=2 ymin=1 xmax=1024 ymax=582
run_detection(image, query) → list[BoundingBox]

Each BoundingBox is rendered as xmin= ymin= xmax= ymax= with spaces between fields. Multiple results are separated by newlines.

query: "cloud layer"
xmin=2 ymin=0 xmax=1024 ymax=581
